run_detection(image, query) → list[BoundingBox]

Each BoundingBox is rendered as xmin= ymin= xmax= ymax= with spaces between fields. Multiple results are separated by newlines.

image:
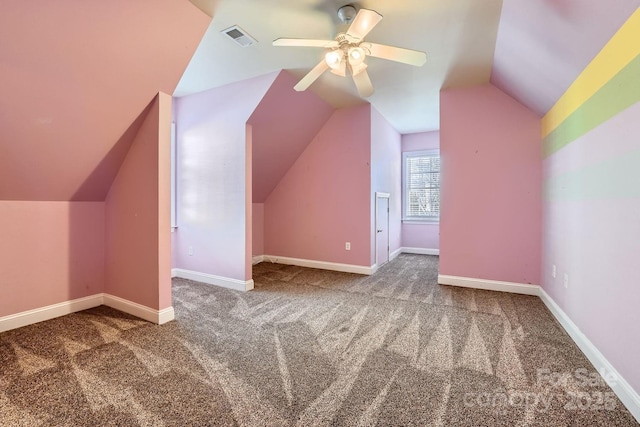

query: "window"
xmin=403 ymin=150 xmax=440 ymax=221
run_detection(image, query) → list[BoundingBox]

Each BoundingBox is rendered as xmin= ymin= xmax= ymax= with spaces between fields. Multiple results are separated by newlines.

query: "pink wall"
xmin=370 ymin=107 xmax=402 ymax=261
xmin=252 ymin=203 xmax=265 ymax=256
xmin=0 ymin=0 xmax=209 ymax=201
xmin=249 ymin=71 xmax=334 ymax=203
xmin=0 ymin=201 xmax=104 ymax=317
xmin=173 ymin=73 xmax=277 ymax=281
xmin=105 ymin=94 xmax=172 ymax=310
xmin=440 ymin=84 xmax=541 ymax=285
xmin=401 ymin=131 xmax=441 ymax=251
xmin=0 ymin=1 xmax=207 ymax=320
xmin=542 ymin=100 xmax=640 ymax=394
xmin=264 ymin=105 xmax=372 ymax=266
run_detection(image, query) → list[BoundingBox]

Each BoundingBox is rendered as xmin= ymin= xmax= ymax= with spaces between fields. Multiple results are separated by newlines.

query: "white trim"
xmin=538 ymin=288 xmax=640 ymax=423
xmin=437 ymin=274 xmax=540 ymax=296
xmin=263 ymin=255 xmax=374 ymax=275
xmin=375 ymin=192 xmax=391 ymax=268
xmin=401 ymin=219 xmax=440 ymax=224
xmin=157 ymin=307 xmax=176 ymax=325
xmin=402 ymin=247 xmax=440 ymax=256
xmin=252 ymin=255 xmax=265 ymax=265
xmin=390 ymin=247 xmax=403 ymax=261
xmin=171 ymin=268 xmax=178 ymax=278
xmin=0 ymin=295 xmax=103 ymax=333
xmin=370 ymin=263 xmax=379 ymax=274
xmin=172 ymin=268 xmax=254 ymax=291
xmin=0 ymin=294 xmax=174 ymax=332
xmin=102 ymin=294 xmax=174 ymax=325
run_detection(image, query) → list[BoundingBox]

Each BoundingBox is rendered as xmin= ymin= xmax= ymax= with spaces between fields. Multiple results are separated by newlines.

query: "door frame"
xmin=375 ymin=192 xmax=391 ymax=268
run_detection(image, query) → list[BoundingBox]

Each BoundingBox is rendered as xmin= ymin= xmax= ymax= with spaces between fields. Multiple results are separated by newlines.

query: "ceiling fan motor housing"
xmin=337 ymin=5 xmax=357 ymax=24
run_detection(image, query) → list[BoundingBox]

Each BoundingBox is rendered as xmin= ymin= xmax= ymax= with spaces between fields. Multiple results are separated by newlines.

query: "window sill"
xmin=402 ymin=219 xmax=439 ymax=225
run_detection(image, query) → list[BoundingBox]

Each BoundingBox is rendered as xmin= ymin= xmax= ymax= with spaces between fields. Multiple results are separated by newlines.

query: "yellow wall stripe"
xmin=542 ymin=54 xmax=640 ymax=157
xmin=542 ymin=7 xmax=640 ymax=137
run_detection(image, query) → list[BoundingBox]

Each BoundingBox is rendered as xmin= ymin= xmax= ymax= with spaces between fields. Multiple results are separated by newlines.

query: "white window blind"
xmin=404 ymin=151 xmax=440 ymax=220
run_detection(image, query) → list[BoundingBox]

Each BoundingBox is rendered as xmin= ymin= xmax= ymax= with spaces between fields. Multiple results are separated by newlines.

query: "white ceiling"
xmin=175 ymin=0 xmax=503 ymax=133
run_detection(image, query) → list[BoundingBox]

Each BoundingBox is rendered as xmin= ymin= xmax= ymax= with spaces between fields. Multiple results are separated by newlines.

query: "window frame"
xmin=402 ymin=149 xmax=440 ymax=223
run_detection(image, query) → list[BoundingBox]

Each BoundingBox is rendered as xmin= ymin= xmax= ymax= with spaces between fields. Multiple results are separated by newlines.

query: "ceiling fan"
xmin=273 ymin=5 xmax=427 ymax=98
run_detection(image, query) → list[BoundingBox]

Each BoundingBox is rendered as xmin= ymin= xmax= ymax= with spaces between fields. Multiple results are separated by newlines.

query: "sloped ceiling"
xmin=249 ymin=71 xmax=335 ymax=203
xmin=491 ymin=0 xmax=640 ymax=116
xmin=175 ymin=0 xmax=503 ymax=133
xmin=0 ymin=0 xmax=210 ymax=201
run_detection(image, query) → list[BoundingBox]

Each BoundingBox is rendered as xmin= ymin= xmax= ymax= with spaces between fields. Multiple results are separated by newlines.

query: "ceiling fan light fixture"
xmin=348 ymin=46 xmax=366 ymax=66
xmin=325 ymin=50 xmax=343 ymax=69
xmin=330 ymin=59 xmax=347 ymax=77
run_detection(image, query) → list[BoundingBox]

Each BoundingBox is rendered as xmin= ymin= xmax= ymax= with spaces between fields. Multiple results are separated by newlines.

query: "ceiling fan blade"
xmin=346 ymin=9 xmax=383 ymax=41
xmin=273 ymin=38 xmax=339 ymax=48
xmin=363 ymin=43 xmax=427 ymax=67
xmin=294 ymin=60 xmax=330 ymax=91
xmin=352 ymin=69 xmax=374 ymax=98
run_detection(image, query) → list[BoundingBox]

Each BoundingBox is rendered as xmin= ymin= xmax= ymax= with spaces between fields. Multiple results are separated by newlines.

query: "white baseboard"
xmin=171 ymin=268 xmax=178 ymax=278
xmin=0 ymin=294 xmax=103 ymax=333
xmin=256 ymin=248 xmax=434 ymax=274
xmin=438 ymin=274 xmax=540 ymax=296
xmin=0 ymin=294 xmax=174 ymax=333
xmin=402 ymin=247 xmax=440 ymax=256
xmin=262 ymin=255 xmax=374 ymax=275
xmin=370 ymin=263 xmax=379 ymax=275
xmin=172 ymin=268 xmax=254 ymax=291
xmin=102 ymin=294 xmax=174 ymax=325
xmin=538 ymin=288 xmax=640 ymax=423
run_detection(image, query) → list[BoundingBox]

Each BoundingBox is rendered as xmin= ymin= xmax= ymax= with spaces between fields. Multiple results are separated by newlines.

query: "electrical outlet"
xmin=552 ymin=264 xmax=556 ymax=278
xmin=188 ymin=246 xmax=193 ymax=256
xmin=563 ymin=273 xmax=569 ymax=289
xmin=345 ymin=242 xmax=351 ymax=251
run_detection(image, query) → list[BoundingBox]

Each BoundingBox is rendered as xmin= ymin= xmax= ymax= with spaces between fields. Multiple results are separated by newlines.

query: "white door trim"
xmin=375 ymin=192 xmax=391 ymax=268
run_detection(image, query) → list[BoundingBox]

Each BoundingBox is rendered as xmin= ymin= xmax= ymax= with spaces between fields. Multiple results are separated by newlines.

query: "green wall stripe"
xmin=543 ymin=54 xmax=640 ymax=158
xmin=543 ymin=147 xmax=640 ymax=201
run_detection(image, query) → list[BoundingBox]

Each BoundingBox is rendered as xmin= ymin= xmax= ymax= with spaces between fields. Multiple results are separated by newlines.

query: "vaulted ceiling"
xmin=176 ymin=0 xmax=639 ymax=132
xmin=2 ymin=0 xmax=638 ymax=202
xmin=175 ymin=0 xmax=504 ymax=133
xmin=492 ymin=0 xmax=640 ymax=116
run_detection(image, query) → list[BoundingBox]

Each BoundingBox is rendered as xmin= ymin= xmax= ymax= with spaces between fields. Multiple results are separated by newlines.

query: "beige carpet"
xmin=0 ymin=254 xmax=637 ymax=426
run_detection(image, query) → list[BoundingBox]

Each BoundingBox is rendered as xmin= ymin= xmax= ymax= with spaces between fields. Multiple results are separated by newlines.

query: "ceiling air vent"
xmin=221 ymin=25 xmax=257 ymax=47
